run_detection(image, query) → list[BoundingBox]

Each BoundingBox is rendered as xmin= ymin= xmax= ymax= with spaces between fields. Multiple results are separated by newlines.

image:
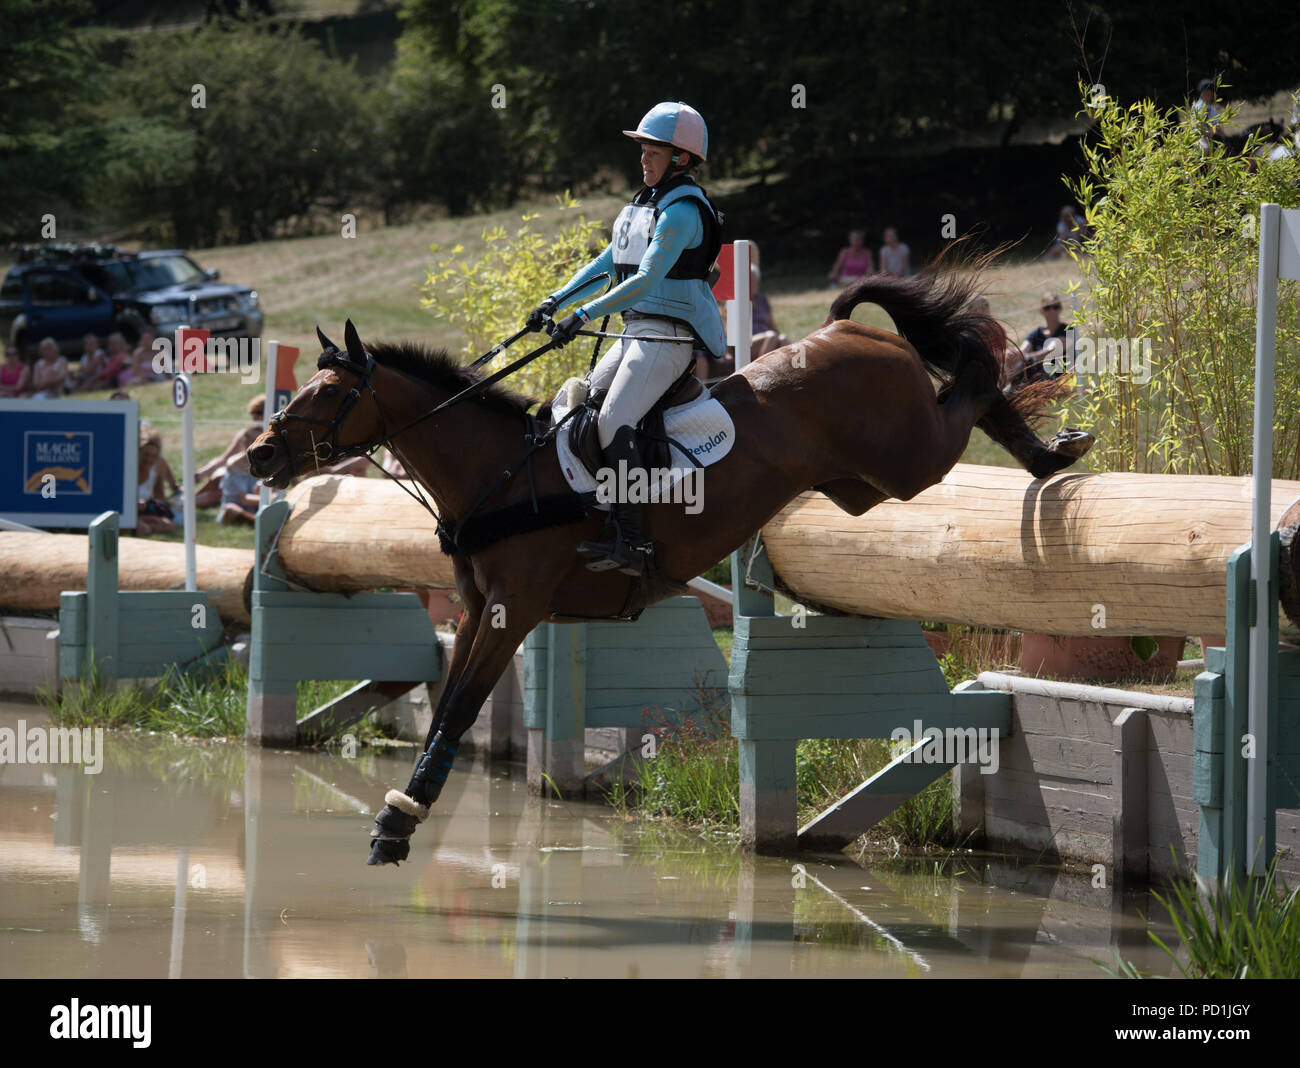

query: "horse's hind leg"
xmin=423 ymin=553 xmax=484 ymax=750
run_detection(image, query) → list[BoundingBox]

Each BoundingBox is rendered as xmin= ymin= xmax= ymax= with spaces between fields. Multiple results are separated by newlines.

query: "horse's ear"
xmin=344 ymin=319 xmax=366 ymax=363
xmin=316 ymin=325 xmax=337 ymax=352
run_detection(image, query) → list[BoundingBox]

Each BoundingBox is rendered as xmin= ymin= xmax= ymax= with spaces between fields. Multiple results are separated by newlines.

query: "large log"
xmin=763 ymin=464 xmax=1300 ymax=640
xmin=0 ymin=533 xmax=253 ymax=625
xmin=277 ymin=475 xmax=457 ymax=593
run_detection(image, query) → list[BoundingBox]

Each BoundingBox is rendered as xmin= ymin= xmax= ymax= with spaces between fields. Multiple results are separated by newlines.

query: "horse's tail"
xmin=823 ymin=253 xmax=1069 ymax=442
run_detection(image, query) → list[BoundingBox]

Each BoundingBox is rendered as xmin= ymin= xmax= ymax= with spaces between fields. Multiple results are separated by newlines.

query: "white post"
xmin=732 ymin=241 xmax=752 ymax=370
xmin=260 ymin=341 xmax=280 ymax=511
xmin=1247 ymin=204 xmax=1300 ymax=875
xmin=179 ymin=380 xmax=196 ymax=593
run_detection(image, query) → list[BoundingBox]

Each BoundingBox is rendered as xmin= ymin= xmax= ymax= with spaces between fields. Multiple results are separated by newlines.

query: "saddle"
xmin=568 ymin=363 xmax=703 ymax=479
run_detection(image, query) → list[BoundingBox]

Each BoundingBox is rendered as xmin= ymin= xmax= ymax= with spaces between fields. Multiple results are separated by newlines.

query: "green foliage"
xmin=42 ymin=657 xmax=362 ymax=740
xmin=96 ymin=19 xmax=376 ymax=246
xmin=626 ymin=701 xmax=739 ymax=829
xmin=420 ymin=192 xmax=606 ymax=399
xmin=1110 ymin=862 xmax=1300 ymax=978
xmin=1065 ymin=90 xmax=1300 ymax=477
xmin=796 ymin=737 xmax=955 ymax=847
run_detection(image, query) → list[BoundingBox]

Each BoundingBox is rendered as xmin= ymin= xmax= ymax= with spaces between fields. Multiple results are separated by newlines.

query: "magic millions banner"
xmin=0 ymin=400 xmax=138 ymax=528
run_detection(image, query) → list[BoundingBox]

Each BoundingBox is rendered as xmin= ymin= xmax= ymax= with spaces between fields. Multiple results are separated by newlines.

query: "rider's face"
xmin=640 ymin=143 xmax=675 ymax=187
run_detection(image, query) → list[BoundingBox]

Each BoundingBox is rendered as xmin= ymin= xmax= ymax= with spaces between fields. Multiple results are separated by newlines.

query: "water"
xmin=0 ymin=702 xmax=1179 ymax=978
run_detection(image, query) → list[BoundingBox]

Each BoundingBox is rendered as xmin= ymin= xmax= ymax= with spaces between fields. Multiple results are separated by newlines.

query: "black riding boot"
xmin=578 ymin=425 xmax=654 ymax=577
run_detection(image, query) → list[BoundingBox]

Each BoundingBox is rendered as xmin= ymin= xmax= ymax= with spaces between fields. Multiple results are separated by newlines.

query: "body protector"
xmin=603 ymin=175 xmax=726 ymax=355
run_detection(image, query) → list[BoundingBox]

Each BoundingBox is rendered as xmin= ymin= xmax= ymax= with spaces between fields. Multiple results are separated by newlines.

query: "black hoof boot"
xmin=367 ymin=803 xmax=418 ymax=866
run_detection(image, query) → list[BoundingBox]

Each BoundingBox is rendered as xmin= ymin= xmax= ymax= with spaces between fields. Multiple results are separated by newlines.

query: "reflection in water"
xmin=0 ymin=702 xmax=1178 ymax=978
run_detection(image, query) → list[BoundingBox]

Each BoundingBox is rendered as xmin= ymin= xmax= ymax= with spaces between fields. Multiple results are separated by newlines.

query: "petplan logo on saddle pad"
xmin=23 ymin=430 xmax=93 ymax=495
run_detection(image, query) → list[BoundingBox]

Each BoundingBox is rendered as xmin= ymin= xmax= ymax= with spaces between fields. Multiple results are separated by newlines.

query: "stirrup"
xmin=578 ymin=524 xmax=652 ymax=576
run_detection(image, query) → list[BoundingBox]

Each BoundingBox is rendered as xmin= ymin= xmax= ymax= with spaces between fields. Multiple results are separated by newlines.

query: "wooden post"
xmin=1111 ymin=707 xmax=1148 ymax=885
xmin=739 ymin=738 xmax=797 ymax=853
xmin=85 ymin=511 xmax=119 ymax=683
xmin=247 ymin=500 xmax=298 ymax=746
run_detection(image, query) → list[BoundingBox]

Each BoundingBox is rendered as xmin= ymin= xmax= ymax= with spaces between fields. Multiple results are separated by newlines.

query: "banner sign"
xmin=0 ymin=400 xmax=138 ymax=528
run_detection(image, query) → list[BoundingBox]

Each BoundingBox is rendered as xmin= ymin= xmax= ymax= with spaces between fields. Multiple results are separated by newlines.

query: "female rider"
xmin=527 ymin=101 xmax=726 ymax=577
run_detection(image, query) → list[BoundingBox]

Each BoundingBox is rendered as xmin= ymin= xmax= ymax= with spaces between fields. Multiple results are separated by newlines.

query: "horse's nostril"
xmin=250 ymin=442 xmax=277 ymax=463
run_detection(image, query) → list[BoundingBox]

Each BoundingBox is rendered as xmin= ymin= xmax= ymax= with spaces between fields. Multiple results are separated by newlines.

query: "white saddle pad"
xmin=551 ymin=378 xmax=736 ymax=506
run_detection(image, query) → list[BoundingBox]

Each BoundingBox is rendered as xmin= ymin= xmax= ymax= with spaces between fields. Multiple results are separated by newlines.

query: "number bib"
xmin=612 ymin=203 xmax=656 ymax=272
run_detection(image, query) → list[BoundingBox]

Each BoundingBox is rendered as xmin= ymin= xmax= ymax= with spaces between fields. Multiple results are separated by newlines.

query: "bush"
xmin=1065 ymin=90 xmax=1300 ymax=477
xmin=419 ymin=192 xmax=607 ymax=399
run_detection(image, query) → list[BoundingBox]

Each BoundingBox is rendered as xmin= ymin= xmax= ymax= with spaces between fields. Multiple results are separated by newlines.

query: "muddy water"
xmin=0 ymin=702 xmax=1179 ymax=978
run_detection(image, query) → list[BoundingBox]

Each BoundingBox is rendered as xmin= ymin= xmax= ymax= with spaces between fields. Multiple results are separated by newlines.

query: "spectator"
xmin=1017 ymin=292 xmax=1069 ymax=384
xmin=217 ymin=453 xmax=261 ymax=526
xmin=0 ymin=345 xmax=31 ymax=397
xmin=827 ymin=229 xmax=875 ymax=286
xmin=30 ymin=337 xmax=68 ymax=398
xmin=695 ymin=262 xmax=790 ymax=379
xmin=1046 ymin=206 xmax=1087 ymax=260
xmin=195 ymin=394 xmax=266 ymax=508
xmin=1191 ymin=78 xmax=1224 ymax=134
xmin=878 ymin=226 xmax=911 ymax=277
xmin=136 ymin=428 xmax=180 ymax=537
xmin=69 ymin=334 xmax=105 ymax=393
xmin=95 ymin=333 xmax=131 ymax=391
xmin=118 ymin=342 xmax=164 ymax=387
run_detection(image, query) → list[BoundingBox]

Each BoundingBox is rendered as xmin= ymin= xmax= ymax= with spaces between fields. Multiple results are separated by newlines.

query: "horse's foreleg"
xmin=367 ymin=592 xmax=536 ymax=867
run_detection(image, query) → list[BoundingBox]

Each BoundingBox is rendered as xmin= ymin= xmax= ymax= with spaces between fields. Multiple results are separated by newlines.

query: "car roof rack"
xmin=8 ymin=242 xmax=136 ymax=265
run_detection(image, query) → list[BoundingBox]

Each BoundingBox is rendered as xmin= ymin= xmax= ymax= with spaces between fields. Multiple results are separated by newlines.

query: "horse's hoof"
xmin=367 ymin=837 xmax=410 ymax=866
xmin=1047 ymin=427 xmax=1095 ymax=460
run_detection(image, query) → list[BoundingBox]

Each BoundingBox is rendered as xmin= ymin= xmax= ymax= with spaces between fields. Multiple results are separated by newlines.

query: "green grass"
xmin=1107 ymin=860 xmax=1300 ymax=978
xmin=41 ymin=658 xmax=375 ymax=741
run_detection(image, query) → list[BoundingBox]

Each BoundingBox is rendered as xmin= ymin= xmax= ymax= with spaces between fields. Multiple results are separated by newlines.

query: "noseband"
xmin=269 ymin=345 xmax=390 ymax=477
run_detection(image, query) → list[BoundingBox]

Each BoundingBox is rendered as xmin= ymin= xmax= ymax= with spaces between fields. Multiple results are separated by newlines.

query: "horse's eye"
xmin=321 ymin=384 xmax=339 ymax=398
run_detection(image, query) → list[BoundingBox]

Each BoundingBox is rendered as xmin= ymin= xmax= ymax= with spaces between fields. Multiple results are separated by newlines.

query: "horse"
xmin=247 ymin=264 xmax=1093 ymax=866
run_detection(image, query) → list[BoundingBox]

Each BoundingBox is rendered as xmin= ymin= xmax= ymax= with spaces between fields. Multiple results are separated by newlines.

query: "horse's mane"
xmin=366 ymin=341 xmax=538 ymax=418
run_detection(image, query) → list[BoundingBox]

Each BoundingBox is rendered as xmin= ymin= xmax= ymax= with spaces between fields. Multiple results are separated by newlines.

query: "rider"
xmin=527 ymin=101 xmax=726 ymax=576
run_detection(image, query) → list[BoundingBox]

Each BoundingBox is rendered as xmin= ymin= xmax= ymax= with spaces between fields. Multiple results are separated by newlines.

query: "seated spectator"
xmin=68 ymin=334 xmax=105 ymax=393
xmin=95 ymin=333 xmax=131 ymax=391
xmin=878 ymin=226 xmax=911 ymax=277
xmin=118 ymin=342 xmax=164 ymax=387
xmin=827 ymin=229 xmax=875 ymax=286
xmin=0 ymin=345 xmax=31 ymax=397
xmin=109 ymin=391 xmax=131 ymax=401
xmin=136 ymin=428 xmax=180 ymax=537
xmin=30 ymin=338 xmax=68 ymax=398
xmin=1015 ymin=292 xmax=1069 ymax=384
xmin=695 ymin=262 xmax=790 ymax=379
xmin=195 ymin=394 xmax=266 ymax=508
xmin=217 ymin=453 xmax=261 ymax=526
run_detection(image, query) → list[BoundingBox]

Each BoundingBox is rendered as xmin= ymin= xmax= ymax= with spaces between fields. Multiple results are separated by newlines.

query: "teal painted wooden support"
xmin=729 ymin=613 xmax=1011 ymax=853
xmin=523 ymin=596 xmax=729 ymax=796
xmin=1194 ymin=538 xmax=1300 ymax=881
xmin=58 ymin=511 xmax=225 ymax=685
xmin=246 ymin=498 xmax=441 ymax=747
xmin=731 ymin=533 xmax=775 ymax=620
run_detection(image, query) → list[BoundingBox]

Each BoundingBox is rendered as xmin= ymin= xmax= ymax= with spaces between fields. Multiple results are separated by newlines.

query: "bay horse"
xmin=247 ymin=265 xmax=1092 ymax=866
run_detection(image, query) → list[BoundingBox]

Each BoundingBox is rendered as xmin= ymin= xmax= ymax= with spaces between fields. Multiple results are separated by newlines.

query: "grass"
xmin=40 ymin=657 xmax=380 ymax=742
xmin=1107 ymin=860 xmax=1300 ymax=978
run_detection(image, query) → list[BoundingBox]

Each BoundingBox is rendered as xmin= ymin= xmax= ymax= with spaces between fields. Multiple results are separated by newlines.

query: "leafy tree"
xmin=97 ymin=19 xmax=377 ymax=246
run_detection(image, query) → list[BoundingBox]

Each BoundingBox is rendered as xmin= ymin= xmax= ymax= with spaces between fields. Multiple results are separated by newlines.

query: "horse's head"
xmin=247 ymin=319 xmax=387 ymax=488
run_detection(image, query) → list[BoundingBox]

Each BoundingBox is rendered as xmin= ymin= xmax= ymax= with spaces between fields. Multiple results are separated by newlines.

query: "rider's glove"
xmin=525 ymin=297 xmax=557 ymax=331
xmin=549 ymin=311 xmax=586 ymax=347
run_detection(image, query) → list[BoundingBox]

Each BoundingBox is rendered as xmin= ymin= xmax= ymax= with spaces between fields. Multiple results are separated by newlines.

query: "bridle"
xmin=267 ymin=343 xmax=391 ymax=479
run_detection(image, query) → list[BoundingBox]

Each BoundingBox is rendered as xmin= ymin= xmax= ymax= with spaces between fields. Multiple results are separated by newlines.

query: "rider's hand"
xmin=526 ymin=297 xmax=557 ymax=331
xmin=549 ymin=312 xmax=586 ymax=347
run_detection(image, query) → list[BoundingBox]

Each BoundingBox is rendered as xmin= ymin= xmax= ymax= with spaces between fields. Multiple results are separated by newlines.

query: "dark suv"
xmin=0 ymin=243 xmax=264 ymax=357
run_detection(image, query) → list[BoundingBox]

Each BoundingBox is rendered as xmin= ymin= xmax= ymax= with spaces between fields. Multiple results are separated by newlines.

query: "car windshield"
xmin=122 ymin=255 xmax=207 ymax=291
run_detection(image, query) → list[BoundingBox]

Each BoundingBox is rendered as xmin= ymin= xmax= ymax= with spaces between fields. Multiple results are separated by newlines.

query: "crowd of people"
xmin=1 ymin=332 xmax=169 ymax=399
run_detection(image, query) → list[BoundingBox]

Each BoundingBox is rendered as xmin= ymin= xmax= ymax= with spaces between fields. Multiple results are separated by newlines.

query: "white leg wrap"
xmin=385 ymin=789 xmax=430 ymax=822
